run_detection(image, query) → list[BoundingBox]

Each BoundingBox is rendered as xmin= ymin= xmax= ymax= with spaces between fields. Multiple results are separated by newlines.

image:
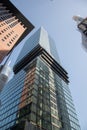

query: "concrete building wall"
xmin=0 ymin=1 xmax=34 ymax=63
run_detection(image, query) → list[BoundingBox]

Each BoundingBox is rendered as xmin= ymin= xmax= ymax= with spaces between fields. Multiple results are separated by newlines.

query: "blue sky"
xmin=10 ymin=0 xmax=87 ymax=129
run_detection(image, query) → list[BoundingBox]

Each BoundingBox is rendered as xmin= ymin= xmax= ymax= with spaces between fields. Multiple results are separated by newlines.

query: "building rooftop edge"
xmin=13 ymin=45 xmax=69 ymax=84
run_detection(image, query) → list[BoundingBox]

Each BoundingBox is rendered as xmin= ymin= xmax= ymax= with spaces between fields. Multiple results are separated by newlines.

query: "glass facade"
xmin=15 ymin=27 xmax=60 ymax=65
xmin=0 ymin=27 xmax=81 ymax=130
xmin=0 ymin=57 xmax=80 ymax=130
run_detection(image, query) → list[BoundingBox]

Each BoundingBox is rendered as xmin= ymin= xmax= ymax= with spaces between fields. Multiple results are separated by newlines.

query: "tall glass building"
xmin=0 ymin=27 xmax=81 ymax=130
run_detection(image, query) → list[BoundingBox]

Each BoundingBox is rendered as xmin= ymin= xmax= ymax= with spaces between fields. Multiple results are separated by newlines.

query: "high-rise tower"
xmin=0 ymin=0 xmax=34 ymax=63
xmin=0 ymin=0 xmax=34 ymax=91
xmin=73 ymin=15 xmax=87 ymax=51
xmin=0 ymin=27 xmax=81 ymax=130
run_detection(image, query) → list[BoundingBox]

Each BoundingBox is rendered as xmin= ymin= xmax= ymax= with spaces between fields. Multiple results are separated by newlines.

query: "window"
xmin=30 ymin=112 xmax=36 ymax=122
xmin=7 ymin=44 xmax=10 ymax=47
xmin=78 ymin=24 xmax=86 ymax=31
xmin=52 ymin=125 xmax=60 ymax=130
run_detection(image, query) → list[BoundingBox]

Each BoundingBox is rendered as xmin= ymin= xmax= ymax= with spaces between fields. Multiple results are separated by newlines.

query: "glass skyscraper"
xmin=0 ymin=27 xmax=81 ymax=130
